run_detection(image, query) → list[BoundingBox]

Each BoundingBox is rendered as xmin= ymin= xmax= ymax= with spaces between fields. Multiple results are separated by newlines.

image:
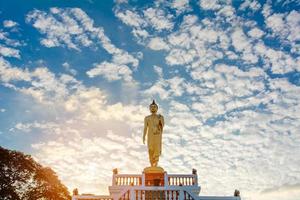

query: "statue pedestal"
xmin=143 ymin=166 xmax=165 ymax=186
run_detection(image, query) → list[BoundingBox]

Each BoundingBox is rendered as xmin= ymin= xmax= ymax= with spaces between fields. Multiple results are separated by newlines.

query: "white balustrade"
xmin=113 ymin=173 xmax=197 ymax=187
xmin=167 ymin=174 xmax=197 ymax=186
xmin=113 ymin=174 xmax=142 ymax=186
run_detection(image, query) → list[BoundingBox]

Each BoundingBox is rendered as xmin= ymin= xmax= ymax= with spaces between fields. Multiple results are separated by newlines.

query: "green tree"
xmin=0 ymin=146 xmax=71 ymax=200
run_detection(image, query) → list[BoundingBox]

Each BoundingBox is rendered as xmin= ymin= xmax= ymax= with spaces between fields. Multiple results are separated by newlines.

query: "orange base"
xmin=145 ymin=172 xmax=165 ymax=186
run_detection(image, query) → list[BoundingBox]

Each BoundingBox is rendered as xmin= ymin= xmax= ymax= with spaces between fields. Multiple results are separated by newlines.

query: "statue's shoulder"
xmin=158 ymin=114 xmax=164 ymax=119
xmin=145 ymin=115 xmax=151 ymax=120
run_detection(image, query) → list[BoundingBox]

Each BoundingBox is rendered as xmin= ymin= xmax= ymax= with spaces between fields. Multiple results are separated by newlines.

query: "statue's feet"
xmin=143 ymin=166 xmax=165 ymax=173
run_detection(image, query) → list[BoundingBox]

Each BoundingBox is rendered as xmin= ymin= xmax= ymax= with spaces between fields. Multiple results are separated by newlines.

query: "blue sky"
xmin=1 ymin=0 xmax=300 ymax=199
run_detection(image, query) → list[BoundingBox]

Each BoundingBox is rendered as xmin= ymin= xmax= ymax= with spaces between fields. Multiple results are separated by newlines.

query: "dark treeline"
xmin=0 ymin=146 xmax=71 ymax=200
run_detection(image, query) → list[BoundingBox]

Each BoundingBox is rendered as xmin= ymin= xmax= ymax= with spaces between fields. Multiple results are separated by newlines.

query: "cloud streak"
xmin=27 ymin=8 xmax=139 ymax=84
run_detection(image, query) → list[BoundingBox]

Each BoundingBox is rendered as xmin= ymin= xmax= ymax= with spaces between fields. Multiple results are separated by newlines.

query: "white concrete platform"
xmin=72 ymin=169 xmax=241 ymax=200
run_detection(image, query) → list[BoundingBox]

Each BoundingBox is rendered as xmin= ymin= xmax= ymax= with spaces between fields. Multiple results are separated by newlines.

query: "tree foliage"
xmin=0 ymin=146 xmax=71 ymax=200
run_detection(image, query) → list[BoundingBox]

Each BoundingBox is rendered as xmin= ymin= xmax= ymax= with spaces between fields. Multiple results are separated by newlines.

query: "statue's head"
xmin=149 ymin=100 xmax=158 ymax=114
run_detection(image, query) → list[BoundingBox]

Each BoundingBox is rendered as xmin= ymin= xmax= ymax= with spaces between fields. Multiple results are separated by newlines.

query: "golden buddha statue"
xmin=143 ymin=100 xmax=164 ymax=168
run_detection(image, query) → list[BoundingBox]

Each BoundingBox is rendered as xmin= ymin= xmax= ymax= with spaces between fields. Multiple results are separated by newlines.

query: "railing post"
xmin=142 ymin=172 xmax=145 ymax=186
xmin=142 ymin=190 xmax=145 ymax=200
xmin=112 ymin=168 xmax=118 ymax=186
xmin=164 ymin=172 xmax=168 ymax=187
xmin=130 ymin=188 xmax=135 ymax=200
xmin=192 ymin=168 xmax=198 ymax=186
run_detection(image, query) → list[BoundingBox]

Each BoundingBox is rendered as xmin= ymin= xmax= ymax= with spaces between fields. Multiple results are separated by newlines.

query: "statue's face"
xmin=149 ymin=104 xmax=158 ymax=113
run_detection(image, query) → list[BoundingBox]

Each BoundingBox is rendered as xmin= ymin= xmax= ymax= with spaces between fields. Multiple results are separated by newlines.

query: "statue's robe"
xmin=144 ymin=114 xmax=164 ymax=165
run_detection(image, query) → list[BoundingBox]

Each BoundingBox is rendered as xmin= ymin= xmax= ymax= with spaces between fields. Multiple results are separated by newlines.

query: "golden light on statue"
xmin=142 ymin=100 xmax=165 ymax=187
xmin=143 ymin=100 xmax=164 ymax=171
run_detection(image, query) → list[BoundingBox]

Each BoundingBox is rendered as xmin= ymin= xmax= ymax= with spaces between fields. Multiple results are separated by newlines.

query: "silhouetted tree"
xmin=0 ymin=146 xmax=71 ymax=200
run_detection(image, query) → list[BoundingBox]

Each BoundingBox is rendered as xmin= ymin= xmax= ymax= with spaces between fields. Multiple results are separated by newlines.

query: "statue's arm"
xmin=143 ymin=117 xmax=148 ymax=144
xmin=161 ymin=115 xmax=165 ymax=131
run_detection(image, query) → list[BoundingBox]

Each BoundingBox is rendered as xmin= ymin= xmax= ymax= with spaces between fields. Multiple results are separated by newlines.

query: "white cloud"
xmin=157 ymin=15 xmax=227 ymax=67
xmin=132 ymin=28 xmax=149 ymax=40
xmin=266 ymin=13 xmax=286 ymax=36
xmin=231 ymin=28 xmax=260 ymax=64
xmin=265 ymin=10 xmax=300 ymax=45
xmin=0 ymin=57 xmax=81 ymax=105
xmin=153 ymin=65 xmax=163 ymax=78
xmin=3 ymin=20 xmax=18 ymax=28
xmin=171 ymin=0 xmax=190 ymax=14
xmin=0 ymin=29 xmax=22 ymax=56
xmin=166 ymin=48 xmax=196 ymax=65
xmin=188 ymin=65 xmax=266 ymax=121
xmin=199 ymin=0 xmax=222 ymax=10
xmin=0 ymin=58 xmax=30 ymax=82
xmin=217 ymin=5 xmax=236 ymax=18
xmin=169 ymin=101 xmax=201 ymax=128
xmin=26 ymin=9 xmax=84 ymax=50
xmin=144 ymin=75 xmax=187 ymax=100
xmin=86 ymin=61 xmax=136 ymax=85
xmin=114 ymin=8 xmax=149 ymax=44
xmin=252 ymin=184 xmax=300 ymax=200
xmin=0 ymin=44 xmax=20 ymax=58
xmin=167 ymin=32 xmax=191 ymax=48
xmin=144 ymin=80 xmax=170 ymax=100
xmin=114 ymin=3 xmax=177 ymax=47
xmin=115 ymin=10 xmax=146 ymax=27
xmin=62 ymin=62 xmax=77 ymax=76
xmin=254 ymin=42 xmax=300 ymax=74
xmin=262 ymin=1 xmax=272 ymax=17
xmin=111 ymin=51 xmax=139 ymax=69
xmin=148 ymin=37 xmax=169 ymax=50
xmin=143 ymin=8 xmax=174 ymax=31
xmin=114 ymin=0 xmax=128 ymax=4
xmin=231 ymin=28 xmax=251 ymax=52
xmin=248 ymin=27 xmax=264 ymax=38
xmin=239 ymin=0 xmax=261 ymax=11
xmin=285 ymin=11 xmax=300 ymax=42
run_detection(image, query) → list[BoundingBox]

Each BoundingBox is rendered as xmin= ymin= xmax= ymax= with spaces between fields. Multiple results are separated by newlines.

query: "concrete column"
xmin=112 ymin=174 xmax=116 ymax=186
xmin=179 ymin=189 xmax=184 ymax=200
